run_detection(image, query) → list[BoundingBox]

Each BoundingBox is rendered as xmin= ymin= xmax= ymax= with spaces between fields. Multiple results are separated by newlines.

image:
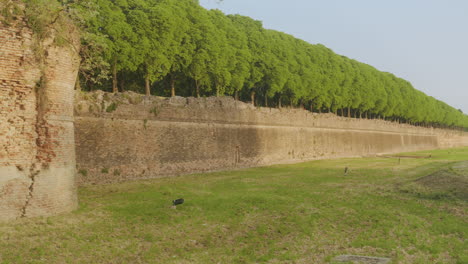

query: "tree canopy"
xmin=4 ymin=0 xmax=468 ymax=129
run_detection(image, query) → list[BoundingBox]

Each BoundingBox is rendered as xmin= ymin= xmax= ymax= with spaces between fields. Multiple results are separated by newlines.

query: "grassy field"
xmin=1 ymin=148 xmax=467 ymax=264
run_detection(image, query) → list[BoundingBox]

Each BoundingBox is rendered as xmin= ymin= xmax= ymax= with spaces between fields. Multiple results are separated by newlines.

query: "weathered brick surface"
xmin=74 ymin=92 xmax=468 ymax=185
xmin=0 ymin=17 xmax=79 ymax=221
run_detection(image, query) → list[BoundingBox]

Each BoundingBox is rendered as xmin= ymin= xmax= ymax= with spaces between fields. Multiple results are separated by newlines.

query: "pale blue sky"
xmin=200 ymin=0 xmax=468 ymax=113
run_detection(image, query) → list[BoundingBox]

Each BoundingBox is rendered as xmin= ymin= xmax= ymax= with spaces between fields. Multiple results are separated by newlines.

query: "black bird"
xmin=172 ymin=198 xmax=184 ymax=206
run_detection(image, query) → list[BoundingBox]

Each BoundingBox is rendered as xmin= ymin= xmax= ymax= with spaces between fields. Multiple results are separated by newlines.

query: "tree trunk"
xmin=171 ymin=75 xmax=176 ymax=97
xmin=251 ymin=91 xmax=255 ymax=106
xmin=348 ymin=106 xmax=351 ymax=118
xmin=365 ymin=112 xmax=368 ymax=119
xmin=278 ymin=95 xmax=282 ymax=108
xmin=234 ymin=91 xmax=239 ymax=101
xmin=120 ymin=77 xmax=125 ymax=92
xmin=145 ymin=76 xmax=151 ymax=96
xmin=112 ymin=58 xmax=118 ymax=93
xmin=195 ymin=79 xmax=200 ymax=98
xmin=265 ymin=95 xmax=268 ymax=107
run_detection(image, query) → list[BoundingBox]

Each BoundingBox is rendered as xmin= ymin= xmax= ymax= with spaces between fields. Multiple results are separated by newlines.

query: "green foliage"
xmin=101 ymin=168 xmax=109 ymax=174
xmin=78 ymin=169 xmax=87 ymax=177
xmin=22 ymin=0 xmax=62 ymax=39
xmin=105 ymin=102 xmax=118 ymax=113
xmin=8 ymin=0 xmax=468 ymax=129
xmin=0 ymin=0 xmax=22 ymax=25
xmin=149 ymin=106 xmax=159 ymax=116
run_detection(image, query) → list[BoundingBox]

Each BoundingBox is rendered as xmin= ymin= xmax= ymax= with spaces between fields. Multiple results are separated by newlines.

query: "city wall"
xmin=74 ymin=92 xmax=468 ymax=185
xmin=2 ymin=11 xmax=468 ymax=221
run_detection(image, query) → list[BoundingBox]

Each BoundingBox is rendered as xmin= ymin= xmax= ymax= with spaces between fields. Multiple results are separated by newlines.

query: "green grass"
xmin=1 ymin=148 xmax=467 ymax=264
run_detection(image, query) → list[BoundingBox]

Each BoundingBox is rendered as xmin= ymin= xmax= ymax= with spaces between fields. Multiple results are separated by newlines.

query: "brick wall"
xmin=74 ymin=92 xmax=468 ymax=185
xmin=2 ymin=13 xmax=467 ymax=221
xmin=0 ymin=16 xmax=80 ymax=221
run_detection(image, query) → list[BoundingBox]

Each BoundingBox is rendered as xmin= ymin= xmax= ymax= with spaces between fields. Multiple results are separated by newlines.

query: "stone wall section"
xmin=74 ymin=92 xmax=468 ymax=185
xmin=0 ymin=17 xmax=79 ymax=221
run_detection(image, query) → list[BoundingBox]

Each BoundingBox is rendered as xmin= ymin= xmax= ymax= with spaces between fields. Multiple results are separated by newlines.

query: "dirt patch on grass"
xmin=413 ymin=161 xmax=468 ymax=201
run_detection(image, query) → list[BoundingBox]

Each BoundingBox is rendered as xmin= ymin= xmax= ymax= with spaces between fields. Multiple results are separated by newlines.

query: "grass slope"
xmin=1 ymin=148 xmax=467 ymax=264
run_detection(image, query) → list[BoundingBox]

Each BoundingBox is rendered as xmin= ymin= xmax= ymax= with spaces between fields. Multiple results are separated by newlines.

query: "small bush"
xmin=113 ymin=169 xmax=121 ymax=176
xmin=78 ymin=169 xmax=88 ymax=177
xmin=101 ymin=168 xmax=109 ymax=174
xmin=149 ymin=106 xmax=159 ymax=116
xmin=106 ymin=102 xmax=118 ymax=113
xmin=0 ymin=1 xmax=22 ymax=26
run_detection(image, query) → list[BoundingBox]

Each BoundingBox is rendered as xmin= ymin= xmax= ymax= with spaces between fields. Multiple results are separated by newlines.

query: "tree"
xmin=57 ymin=0 xmax=468 ymax=129
xmin=73 ymin=0 xmax=140 ymax=93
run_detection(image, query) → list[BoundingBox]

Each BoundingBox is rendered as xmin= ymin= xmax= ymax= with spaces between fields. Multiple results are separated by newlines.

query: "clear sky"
xmin=199 ymin=0 xmax=468 ymax=113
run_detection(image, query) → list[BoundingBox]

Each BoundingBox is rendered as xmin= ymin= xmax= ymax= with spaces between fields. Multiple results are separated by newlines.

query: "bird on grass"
xmin=172 ymin=198 xmax=184 ymax=209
